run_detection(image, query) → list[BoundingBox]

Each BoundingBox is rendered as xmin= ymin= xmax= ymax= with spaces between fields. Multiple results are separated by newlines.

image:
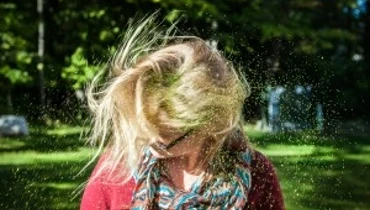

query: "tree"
xmin=62 ymin=47 xmax=100 ymax=100
xmin=37 ymin=0 xmax=47 ymax=121
xmin=1 ymin=0 xmax=369 ymax=121
xmin=0 ymin=2 xmax=34 ymax=113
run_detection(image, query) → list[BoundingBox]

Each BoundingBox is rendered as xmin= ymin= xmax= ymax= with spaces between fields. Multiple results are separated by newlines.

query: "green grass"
xmin=246 ymin=126 xmax=370 ymax=210
xmin=0 ymin=125 xmax=96 ymax=210
xmin=0 ymin=125 xmax=369 ymax=209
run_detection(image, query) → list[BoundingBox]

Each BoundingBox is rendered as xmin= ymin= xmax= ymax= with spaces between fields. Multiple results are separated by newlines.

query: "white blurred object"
xmin=0 ymin=115 xmax=29 ymax=136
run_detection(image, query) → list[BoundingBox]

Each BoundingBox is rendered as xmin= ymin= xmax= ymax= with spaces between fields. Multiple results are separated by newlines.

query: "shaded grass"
xmin=0 ymin=125 xmax=369 ymax=209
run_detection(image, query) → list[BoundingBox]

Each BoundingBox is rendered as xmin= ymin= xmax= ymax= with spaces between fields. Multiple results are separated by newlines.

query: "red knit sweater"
xmin=80 ymin=151 xmax=285 ymax=210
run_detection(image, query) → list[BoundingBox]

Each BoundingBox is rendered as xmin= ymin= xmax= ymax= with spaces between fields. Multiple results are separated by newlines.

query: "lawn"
xmin=246 ymin=125 xmax=370 ymax=210
xmin=0 ymin=125 xmax=95 ymax=210
xmin=0 ymin=125 xmax=369 ymax=209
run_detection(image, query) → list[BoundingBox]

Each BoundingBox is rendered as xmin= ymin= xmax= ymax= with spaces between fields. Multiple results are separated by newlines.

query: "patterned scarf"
xmin=131 ymin=148 xmax=252 ymax=210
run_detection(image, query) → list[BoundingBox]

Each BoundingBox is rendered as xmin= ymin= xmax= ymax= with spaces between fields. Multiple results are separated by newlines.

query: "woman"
xmin=80 ymin=16 xmax=285 ymax=210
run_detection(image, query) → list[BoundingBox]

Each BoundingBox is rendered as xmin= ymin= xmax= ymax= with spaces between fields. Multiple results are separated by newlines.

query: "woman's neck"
xmin=163 ymin=140 xmax=211 ymax=191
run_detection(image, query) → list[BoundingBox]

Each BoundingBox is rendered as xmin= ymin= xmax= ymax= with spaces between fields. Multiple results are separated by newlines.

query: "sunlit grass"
xmin=343 ymin=153 xmax=370 ymax=164
xmin=257 ymin=144 xmax=317 ymax=156
xmin=46 ymin=125 xmax=86 ymax=136
xmin=0 ymin=139 xmax=26 ymax=150
xmin=31 ymin=182 xmax=79 ymax=190
xmin=0 ymin=148 xmax=94 ymax=165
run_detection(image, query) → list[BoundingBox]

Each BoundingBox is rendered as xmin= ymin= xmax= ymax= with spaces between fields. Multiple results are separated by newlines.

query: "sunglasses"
xmin=151 ymin=129 xmax=193 ymax=152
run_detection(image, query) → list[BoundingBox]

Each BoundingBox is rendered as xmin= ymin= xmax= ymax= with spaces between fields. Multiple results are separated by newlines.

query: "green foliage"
xmin=62 ymin=47 xmax=100 ymax=90
xmin=0 ymin=2 xmax=35 ymax=87
xmin=0 ymin=66 xmax=32 ymax=84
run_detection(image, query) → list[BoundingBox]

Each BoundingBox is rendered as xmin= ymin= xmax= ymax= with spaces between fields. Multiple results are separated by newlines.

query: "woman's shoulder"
xmin=80 ymin=154 xmax=136 ymax=210
xmin=251 ymin=150 xmax=275 ymax=171
xmin=248 ymin=149 xmax=285 ymax=210
xmin=249 ymin=149 xmax=281 ymax=186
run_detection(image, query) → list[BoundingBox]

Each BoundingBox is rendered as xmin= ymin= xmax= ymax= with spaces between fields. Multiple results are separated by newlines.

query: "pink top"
xmin=80 ymin=151 xmax=285 ymax=210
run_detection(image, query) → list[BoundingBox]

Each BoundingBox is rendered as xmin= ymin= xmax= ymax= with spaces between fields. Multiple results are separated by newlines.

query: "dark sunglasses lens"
xmin=165 ymin=130 xmax=193 ymax=150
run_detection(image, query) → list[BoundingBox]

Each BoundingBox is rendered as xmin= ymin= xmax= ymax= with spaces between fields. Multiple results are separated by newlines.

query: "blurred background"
xmin=0 ymin=0 xmax=369 ymax=209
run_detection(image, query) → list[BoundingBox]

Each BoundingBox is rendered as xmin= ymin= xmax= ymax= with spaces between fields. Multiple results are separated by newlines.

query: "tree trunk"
xmin=364 ymin=0 xmax=370 ymax=65
xmin=6 ymin=87 xmax=13 ymax=114
xmin=362 ymin=2 xmax=370 ymax=86
xmin=266 ymin=39 xmax=282 ymax=85
xmin=37 ymin=0 xmax=47 ymax=122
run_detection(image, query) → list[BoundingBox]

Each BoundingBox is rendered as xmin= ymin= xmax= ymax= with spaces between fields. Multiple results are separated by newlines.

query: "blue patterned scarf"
xmin=131 ymin=148 xmax=252 ymax=210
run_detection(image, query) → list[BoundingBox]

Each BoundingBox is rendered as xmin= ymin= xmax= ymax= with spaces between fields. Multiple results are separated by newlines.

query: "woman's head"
xmin=137 ymin=39 xmax=247 ymax=135
xmin=86 ymin=16 xmax=250 ymax=180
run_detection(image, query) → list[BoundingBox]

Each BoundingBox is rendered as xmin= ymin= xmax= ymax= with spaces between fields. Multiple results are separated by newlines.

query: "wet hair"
xmin=85 ymin=15 xmax=250 ymax=182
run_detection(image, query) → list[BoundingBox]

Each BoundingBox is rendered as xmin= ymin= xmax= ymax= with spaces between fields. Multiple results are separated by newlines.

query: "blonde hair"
xmin=85 ymin=15 xmax=250 ymax=182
